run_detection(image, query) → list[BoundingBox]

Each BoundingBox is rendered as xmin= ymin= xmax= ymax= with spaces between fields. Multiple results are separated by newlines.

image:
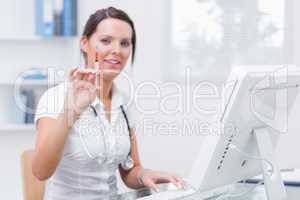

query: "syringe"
xmin=95 ymin=43 xmax=101 ymax=90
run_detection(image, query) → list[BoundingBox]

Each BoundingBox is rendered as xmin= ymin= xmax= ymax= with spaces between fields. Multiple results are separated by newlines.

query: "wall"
xmin=0 ymin=0 xmax=172 ymax=198
xmin=0 ymin=0 xmax=300 ymax=199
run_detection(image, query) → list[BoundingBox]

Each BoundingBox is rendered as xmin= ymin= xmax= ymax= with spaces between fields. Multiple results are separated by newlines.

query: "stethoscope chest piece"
xmin=121 ymin=155 xmax=134 ymax=170
xmin=90 ymin=104 xmax=134 ymax=170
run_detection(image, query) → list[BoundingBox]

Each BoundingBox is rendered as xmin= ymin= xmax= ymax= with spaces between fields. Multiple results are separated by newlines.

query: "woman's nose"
xmin=111 ymin=42 xmax=121 ymax=54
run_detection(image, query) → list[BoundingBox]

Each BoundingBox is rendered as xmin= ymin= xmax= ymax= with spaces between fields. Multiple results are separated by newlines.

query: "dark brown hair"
xmin=81 ymin=7 xmax=136 ymax=64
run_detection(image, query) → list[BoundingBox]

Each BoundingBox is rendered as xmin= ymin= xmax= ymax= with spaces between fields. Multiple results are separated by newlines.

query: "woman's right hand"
xmin=64 ymin=68 xmax=97 ymax=119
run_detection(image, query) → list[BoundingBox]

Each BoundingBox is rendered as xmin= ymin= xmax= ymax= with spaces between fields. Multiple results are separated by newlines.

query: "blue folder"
xmin=244 ymin=169 xmax=300 ymax=187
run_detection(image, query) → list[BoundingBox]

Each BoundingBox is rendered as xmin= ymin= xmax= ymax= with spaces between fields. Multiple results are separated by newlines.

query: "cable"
xmin=229 ymin=144 xmax=274 ymax=177
xmin=178 ymin=144 xmax=273 ymax=200
xmin=214 ymin=143 xmax=274 ymax=200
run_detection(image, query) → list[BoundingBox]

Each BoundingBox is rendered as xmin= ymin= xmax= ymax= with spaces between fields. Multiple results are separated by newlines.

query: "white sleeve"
xmin=34 ymin=84 xmax=66 ymax=126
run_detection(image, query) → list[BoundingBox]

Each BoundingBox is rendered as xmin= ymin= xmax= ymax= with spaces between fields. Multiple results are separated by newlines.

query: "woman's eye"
xmin=100 ymin=39 xmax=110 ymax=44
xmin=121 ymin=41 xmax=130 ymax=47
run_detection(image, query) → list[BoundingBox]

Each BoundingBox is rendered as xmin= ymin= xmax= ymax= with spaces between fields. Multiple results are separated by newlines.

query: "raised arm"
xmin=32 ymin=68 xmax=96 ymax=181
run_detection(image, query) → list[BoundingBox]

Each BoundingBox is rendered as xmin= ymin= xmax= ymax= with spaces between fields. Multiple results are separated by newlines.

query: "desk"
xmin=117 ymin=183 xmax=300 ymax=200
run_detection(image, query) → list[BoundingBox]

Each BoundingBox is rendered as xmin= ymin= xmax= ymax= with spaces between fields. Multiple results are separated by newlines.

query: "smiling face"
xmin=81 ymin=18 xmax=133 ymax=81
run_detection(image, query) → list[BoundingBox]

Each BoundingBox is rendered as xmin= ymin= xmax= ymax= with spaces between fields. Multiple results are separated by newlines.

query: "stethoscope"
xmin=89 ymin=104 xmax=134 ymax=170
xmin=78 ymin=46 xmax=134 ymax=169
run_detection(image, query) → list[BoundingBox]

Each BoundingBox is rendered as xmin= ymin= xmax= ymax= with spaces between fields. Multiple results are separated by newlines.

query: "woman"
xmin=32 ymin=7 xmax=184 ymax=199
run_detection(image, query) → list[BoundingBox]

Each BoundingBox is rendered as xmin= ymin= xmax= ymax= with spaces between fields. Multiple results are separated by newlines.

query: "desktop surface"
xmin=117 ymin=183 xmax=300 ymax=200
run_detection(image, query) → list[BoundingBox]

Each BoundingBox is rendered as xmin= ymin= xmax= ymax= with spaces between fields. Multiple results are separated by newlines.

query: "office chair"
xmin=21 ymin=149 xmax=45 ymax=200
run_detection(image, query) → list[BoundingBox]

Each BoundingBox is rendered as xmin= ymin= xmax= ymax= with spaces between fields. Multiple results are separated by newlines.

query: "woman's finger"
xmin=173 ymin=175 xmax=185 ymax=189
xmin=82 ymin=71 xmax=90 ymax=81
xmin=156 ymin=174 xmax=183 ymax=189
xmin=69 ymin=68 xmax=78 ymax=81
xmin=73 ymin=80 xmax=85 ymax=91
xmin=171 ymin=176 xmax=184 ymax=189
xmin=87 ymin=73 xmax=95 ymax=84
xmin=80 ymin=69 xmax=96 ymax=81
xmin=74 ymin=69 xmax=85 ymax=80
xmin=162 ymin=176 xmax=181 ymax=189
xmin=143 ymin=178 xmax=160 ymax=193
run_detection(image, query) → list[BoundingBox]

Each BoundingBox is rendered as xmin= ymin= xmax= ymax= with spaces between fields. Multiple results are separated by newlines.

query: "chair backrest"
xmin=21 ymin=149 xmax=45 ymax=200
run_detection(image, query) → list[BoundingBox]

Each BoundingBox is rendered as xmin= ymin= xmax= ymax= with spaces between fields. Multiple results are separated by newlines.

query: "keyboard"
xmin=117 ymin=183 xmax=231 ymax=200
xmin=137 ymin=187 xmax=196 ymax=200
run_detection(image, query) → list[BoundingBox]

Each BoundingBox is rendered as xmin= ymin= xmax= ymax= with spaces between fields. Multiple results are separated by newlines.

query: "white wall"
xmin=0 ymin=0 xmax=174 ymax=198
xmin=0 ymin=0 xmax=300 ymax=199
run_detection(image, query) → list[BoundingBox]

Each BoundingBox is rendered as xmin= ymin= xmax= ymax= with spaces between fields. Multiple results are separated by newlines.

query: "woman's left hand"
xmin=137 ymin=168 xmax=185 ymax=192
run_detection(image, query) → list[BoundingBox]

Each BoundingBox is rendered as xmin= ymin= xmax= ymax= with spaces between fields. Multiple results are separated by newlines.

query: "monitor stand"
xmin=254 ymin=127 xmax=287 ymax=200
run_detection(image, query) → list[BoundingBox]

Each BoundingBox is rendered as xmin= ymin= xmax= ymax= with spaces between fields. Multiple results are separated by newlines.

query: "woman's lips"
xmin=103 ymin=59 xmax=121 ymax=69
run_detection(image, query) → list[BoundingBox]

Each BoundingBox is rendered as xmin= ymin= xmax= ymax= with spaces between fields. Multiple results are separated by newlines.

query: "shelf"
xmin=0 ymin=124 xmax=35 ymax=132
xmin=0 ymin=80 xmax=61 ymax=87
xmin=0 ymin=36 xmax=78 ymax=41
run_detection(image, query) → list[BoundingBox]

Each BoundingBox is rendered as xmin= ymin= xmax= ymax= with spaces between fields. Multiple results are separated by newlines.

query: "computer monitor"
xmin=186 ymin=65 xmax=300 ymax=200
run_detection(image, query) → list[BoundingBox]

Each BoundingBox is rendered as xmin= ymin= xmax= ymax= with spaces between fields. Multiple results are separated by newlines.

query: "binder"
xmin=35 ymin=0 xmax=55 ymax=37
xmin=62 ymin=0 xmax=77 ymax=36
xmin=35 ymin=0 xmax=77 ymax=37
xmin=35 ymin=0 xmax=43 ymax=35
xmin=54 ymin=0 xmax=64 ymax=35
xmin=21 ymin=89 xmax=36 ymax=124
